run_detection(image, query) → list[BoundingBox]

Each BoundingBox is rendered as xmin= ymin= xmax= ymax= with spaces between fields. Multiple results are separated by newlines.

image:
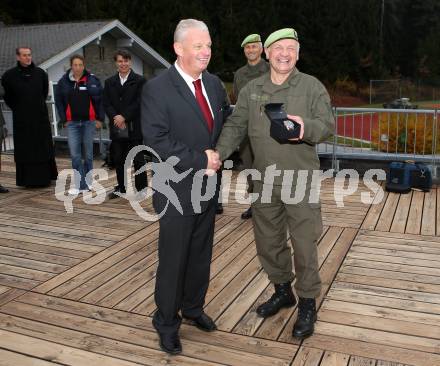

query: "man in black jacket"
xmin=2 ymin=47 xmax=58 ymax=187
xmin=103 ymin=50 xmax=147 ymax=199
xmin=0 ymin=84 xmax=9 ymax=193
xmin=141 ymin=19 xmax=227 ymax=354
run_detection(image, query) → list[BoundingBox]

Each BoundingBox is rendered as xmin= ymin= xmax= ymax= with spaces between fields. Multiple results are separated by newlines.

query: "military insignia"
xmin=283 ymin=119 xmax=295 ymax=130
xmin=250 ymin=93 xmax=269 ymax=102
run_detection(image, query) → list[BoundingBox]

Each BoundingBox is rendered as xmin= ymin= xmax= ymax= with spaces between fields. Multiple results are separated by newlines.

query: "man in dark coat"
xmin=141 ymin=19 xmax=227 ymax=355
xmin=1 ymin=47 xmax=57 ymax=187
xmin=0 ymin=84 xmax=9 ymax=193
xmin=103 ymin=50 xmax=147 ymax=198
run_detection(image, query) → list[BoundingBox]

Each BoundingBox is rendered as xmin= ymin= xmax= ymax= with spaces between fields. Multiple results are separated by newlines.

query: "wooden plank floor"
xmin=362 ymin=188 xmax=439 ymax=235
xmin=0 ymin=154 xmax=438 ymax=365
xmin=0 ymin=157 xmax=152 ymax=297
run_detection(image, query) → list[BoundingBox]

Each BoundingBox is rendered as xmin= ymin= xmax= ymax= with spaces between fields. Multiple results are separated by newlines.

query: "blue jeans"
xmin=67 ymin=121 xmax=95 ymax=190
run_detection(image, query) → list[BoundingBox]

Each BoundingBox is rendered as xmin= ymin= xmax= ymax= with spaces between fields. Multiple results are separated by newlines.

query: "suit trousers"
xmin=252 ymin=181 xmax=323 ymax=299
xmin=112 ymin=138 xmax=147 ymax=192
xmin=153 ymin=202 xmax=216 ymax=334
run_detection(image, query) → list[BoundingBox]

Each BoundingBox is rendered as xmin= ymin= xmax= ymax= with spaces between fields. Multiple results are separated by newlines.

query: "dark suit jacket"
xmin=0 ymin=84 xmax=5 ymax=143
xmin=141 ymin=65 xmax=228 ymax=216
xmin=103 ymin=71 xmax=146 ymax=141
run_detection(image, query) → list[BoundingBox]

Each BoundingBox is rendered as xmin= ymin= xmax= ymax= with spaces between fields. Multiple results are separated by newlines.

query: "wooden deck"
xmin=0 ymin=155 xmax=439 ymax=366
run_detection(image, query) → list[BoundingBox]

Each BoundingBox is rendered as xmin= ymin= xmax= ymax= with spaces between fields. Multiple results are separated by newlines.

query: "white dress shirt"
xmin=174 ymin=61 xmax=214 ymax=118
xmin=119 ymin=70 xmax=131 ymax=86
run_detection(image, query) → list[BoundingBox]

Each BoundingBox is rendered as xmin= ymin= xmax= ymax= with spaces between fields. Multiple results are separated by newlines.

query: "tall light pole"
xmin=379 ymin=0 xmax=385 ymax=73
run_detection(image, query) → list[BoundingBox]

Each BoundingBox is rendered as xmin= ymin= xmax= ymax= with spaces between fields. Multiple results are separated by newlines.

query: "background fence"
xmin=1 ymin=99 xmax=110 ymax=159
xmin=316 ymin=107 xmax=440 ymax=176
xmin=2 ymin=100 xmax=440 ymax=177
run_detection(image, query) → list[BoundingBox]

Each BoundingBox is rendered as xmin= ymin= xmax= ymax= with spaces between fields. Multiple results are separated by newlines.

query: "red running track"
xmin=336 ymin=112 xmax=379 ymax=141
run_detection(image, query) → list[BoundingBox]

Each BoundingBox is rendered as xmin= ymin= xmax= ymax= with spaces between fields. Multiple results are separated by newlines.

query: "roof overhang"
xmin=39 ymin=20 xmax=170 ymax=70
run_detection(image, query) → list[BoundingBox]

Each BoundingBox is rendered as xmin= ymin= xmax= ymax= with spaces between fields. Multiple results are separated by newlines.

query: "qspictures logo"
xmin=55 ymin=145 xmax=386 ymax=221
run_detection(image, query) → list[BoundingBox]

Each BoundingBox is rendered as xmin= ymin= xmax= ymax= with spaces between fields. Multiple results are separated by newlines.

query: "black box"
xmin=264 ymin=103 xmax=301 ymax=143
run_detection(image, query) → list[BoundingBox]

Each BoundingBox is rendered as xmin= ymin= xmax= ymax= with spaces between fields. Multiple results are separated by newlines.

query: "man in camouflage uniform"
xmin=216 ymin=28 xmax=334 ymax=338
xmin=233 ymin=34 xmax=269 ymax=219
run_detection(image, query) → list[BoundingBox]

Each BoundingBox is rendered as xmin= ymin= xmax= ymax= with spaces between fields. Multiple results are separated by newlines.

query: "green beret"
xmin=241 ymin=34 xmax=261 ymax=47
xmin=264 ymin=28 xmax=298 ymax=48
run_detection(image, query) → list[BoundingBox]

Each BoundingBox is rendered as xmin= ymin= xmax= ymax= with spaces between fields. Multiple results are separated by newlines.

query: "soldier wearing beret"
xmin=216 ymin=28 xmax=334 ymax=338
xmin=233 ymin=34 xmax=269 ymax=220
xmin=233 ymin=34 xmax=269 ymax=101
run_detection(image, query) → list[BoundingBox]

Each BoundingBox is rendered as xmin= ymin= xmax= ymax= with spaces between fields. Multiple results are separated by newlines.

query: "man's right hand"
xmin=205 ymin=149 xmax=221 ymax=176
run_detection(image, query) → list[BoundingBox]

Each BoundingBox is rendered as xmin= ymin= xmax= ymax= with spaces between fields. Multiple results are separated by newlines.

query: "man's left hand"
xmin=95 ymin=120 xmax=102 ymax=129
xmin=287 ymin=114 xmax=304 ymax=141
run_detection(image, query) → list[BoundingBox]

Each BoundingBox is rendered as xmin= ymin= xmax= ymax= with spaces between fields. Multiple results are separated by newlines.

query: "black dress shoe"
xmin=152 ymin=320 xmax=182 ymax=355
xmin=0 ymin=185 xmax=9 ymax=193
xmin=241 ymin=207 xmax=252 ymax=219
xmin=216 ymin=203 xmax=224 ymax=215
xmin=109 ymin=186 xmax=126 ymax=200
xmin=184 ymin=312 xmax=217 ymax=332
xmin=256 ymin=282 xmax=296 ymax=318
xmin=292 ymin=297 xmax=317 ymax=339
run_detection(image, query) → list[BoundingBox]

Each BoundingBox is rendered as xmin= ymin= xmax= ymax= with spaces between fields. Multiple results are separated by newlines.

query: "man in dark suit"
xmin=103 ymin=50 xmax=147 ymax=198
xmin=141 ymin=19 xmax=227 ymax=355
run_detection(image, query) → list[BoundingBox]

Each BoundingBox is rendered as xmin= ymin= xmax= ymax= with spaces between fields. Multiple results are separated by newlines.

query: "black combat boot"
xmin=292 ymin=297 xmax=317 ymax=338
xmin=241 ymin=207 xmax=252 ymax=219
xmin=256 ymin=282 xmax=296 ymax=318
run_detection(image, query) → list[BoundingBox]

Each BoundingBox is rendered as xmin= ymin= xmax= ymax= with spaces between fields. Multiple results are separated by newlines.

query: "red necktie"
xmin=193 ymin=79 xmax=213 ymax=133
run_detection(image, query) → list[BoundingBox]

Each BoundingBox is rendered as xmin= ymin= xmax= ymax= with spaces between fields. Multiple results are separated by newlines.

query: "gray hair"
xmin=174 ymin=19 xmax=209 ymax=42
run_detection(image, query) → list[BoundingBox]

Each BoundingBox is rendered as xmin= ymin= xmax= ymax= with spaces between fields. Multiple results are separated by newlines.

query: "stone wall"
xmin=84 ymin=33 xmax=158 ymax=81
xmin=83 ymin=33 xmax=117 ymax=82
xmin=142 ymin=62 xmax=155 ymax=79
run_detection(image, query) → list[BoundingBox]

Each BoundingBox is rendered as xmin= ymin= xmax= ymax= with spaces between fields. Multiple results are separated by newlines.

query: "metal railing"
xmin=318 ymin=107 xmax=440 ymax=175
xmin=2 ymin=100 xmax=440 ymax=176
xmin=1 ymin=99 xmax=110 ymax=156
xmin=1 ymin=100 xmax=13 ymax=152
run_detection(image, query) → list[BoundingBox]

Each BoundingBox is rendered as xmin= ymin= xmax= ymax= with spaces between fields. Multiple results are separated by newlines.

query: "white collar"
xmin=119 ymin=70 xmax=131 ymax=81
xmin=174 ymin=61 xmax=213 ymax=116
xmin=174 ymin=61 xmax=202 ymax=84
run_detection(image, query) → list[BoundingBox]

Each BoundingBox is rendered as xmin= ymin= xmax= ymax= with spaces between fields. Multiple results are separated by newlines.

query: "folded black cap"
xmin=264 ymin=103 xmax=301 ymax=143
